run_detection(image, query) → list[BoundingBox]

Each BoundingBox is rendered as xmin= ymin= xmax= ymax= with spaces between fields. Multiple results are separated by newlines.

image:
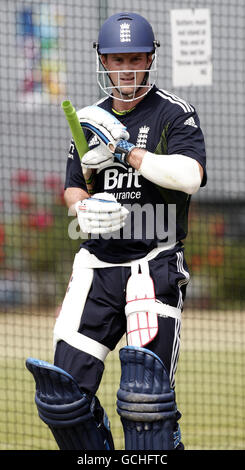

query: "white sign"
xmin=171 ymin=8 xmax=212 ymax=87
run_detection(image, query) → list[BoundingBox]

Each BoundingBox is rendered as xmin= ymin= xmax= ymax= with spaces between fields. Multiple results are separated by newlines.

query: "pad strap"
xmin=125 ymin=300 xmax=181 ymax=319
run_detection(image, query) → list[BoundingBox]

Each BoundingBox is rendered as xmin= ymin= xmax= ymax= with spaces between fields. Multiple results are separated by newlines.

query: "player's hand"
xmin=75 ymin=192 xmax=129 ymax=234
xmin=81 ymin=139 xmax=136 ymax=169
xmin=81 ymin=141 xmax=114 ymax=169
xmin=77 ymin=105 xmax=135 ymax=166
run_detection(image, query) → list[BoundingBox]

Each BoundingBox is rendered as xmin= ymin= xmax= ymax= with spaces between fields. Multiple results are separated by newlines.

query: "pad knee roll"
xmin=117 ymin=346 xmax=177 ymax=450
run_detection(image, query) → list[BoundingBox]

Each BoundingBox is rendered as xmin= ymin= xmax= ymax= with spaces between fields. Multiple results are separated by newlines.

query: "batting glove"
xmin=113 ymin=140 xmax=136 ymax=165
xmin=75 ymin=192 xmax=129 ymax=234
xmin=77 ymin=105 xmax=135 ymax=168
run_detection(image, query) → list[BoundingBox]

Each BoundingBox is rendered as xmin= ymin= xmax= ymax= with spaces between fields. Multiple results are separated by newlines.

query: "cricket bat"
xmin=62 ymin=100 xmax=95 ymax=194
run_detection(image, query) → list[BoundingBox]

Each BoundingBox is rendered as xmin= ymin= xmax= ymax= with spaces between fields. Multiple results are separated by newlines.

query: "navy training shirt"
xmin=65 ymin=85 xmax=207 ymax=263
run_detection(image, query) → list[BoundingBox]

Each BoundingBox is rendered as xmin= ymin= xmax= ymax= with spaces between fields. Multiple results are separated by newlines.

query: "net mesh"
xmin=0 ymin=0 xmax=244 ymax=450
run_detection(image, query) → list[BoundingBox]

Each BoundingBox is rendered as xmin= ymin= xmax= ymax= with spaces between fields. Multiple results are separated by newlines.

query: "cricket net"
xmin=0 ymin=0 xmax=244 ymax=450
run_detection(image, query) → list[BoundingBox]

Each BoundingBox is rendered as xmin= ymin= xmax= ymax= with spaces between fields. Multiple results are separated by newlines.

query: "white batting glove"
xmin=75 ymin=192 xmax=129 ymax=234
xmin=77 ymin=106 xmax=135 ymax=167
xmin=81 ymin=141 xmax=114 ymax=169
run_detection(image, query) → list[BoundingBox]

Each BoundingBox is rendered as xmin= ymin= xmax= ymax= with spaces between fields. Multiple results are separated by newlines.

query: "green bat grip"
xmin=61 ymin=100 xmax=89 ymax=160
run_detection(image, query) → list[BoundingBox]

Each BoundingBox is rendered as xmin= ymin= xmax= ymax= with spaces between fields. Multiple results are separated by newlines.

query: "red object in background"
xmin=28 ymin=211 xmax=54 ymax=230
xmin=190 ymin=254 xmax=203 ymax=272
xmin=23 ymin=76 xmax=34 ymax=93
xmin=12 ymin=169 xmax=35 ymax=186
xmin=43 ymin=174 xmax=65 ymax=205
xmin=43 ymin=174 xmax=63 ymax=192
xmin=207 ymin=246 xmax=225 ymax=267
xmin=209 ymin=215 xmax=225 ymax=238
xmin=13 ymin=192 xmax=33 ymax=210
xmin=0 ymin=225 xmax=5 ymax=245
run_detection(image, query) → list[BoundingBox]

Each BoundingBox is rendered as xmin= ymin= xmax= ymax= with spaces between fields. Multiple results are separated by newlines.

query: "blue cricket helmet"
xmin=95 ymin=12 xmax=160 ymax=54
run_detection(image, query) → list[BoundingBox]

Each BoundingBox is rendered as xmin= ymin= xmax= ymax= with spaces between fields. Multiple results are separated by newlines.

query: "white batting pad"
xmin=125 ymin=261 xmax=158 ymax=347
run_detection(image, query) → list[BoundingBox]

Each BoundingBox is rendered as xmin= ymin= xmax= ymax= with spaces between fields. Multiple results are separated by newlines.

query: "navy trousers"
xmin=54 ymin=244 xmax=189 ymax=395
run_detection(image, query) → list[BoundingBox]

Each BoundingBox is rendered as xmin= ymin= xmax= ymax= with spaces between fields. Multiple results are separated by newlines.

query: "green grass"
xmin=0 ymin=309 xmax=244 ymax=450
xmin=176 ymin=350 xmax=245 ymax=449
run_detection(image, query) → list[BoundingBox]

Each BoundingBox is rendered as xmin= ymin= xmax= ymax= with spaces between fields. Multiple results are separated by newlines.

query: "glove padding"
xmin=81 ymin=141 xmax=113 ymax=169
xmin=75 ymin=192 xmax=129 ymax=234
xmin=77 ymin=106 xmax=135 ymax=168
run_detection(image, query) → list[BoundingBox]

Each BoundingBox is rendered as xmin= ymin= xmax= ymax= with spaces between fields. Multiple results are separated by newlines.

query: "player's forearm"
xmin=128 ymin=148 xmax=203 ymax=195
xmin=64 ymin=187 xmax=89 ymax=214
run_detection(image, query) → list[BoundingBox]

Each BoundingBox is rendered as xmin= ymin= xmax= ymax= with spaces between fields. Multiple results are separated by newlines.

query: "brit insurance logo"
xmin=120 ymin=23 xmax=131 ymax=42
xmin=136 ymin=126 xmax=150 ymax=148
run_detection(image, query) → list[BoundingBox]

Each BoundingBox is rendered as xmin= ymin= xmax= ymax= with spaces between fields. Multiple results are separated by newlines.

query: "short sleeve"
xmin=167 ymin=110 xmax=207 ymax=187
